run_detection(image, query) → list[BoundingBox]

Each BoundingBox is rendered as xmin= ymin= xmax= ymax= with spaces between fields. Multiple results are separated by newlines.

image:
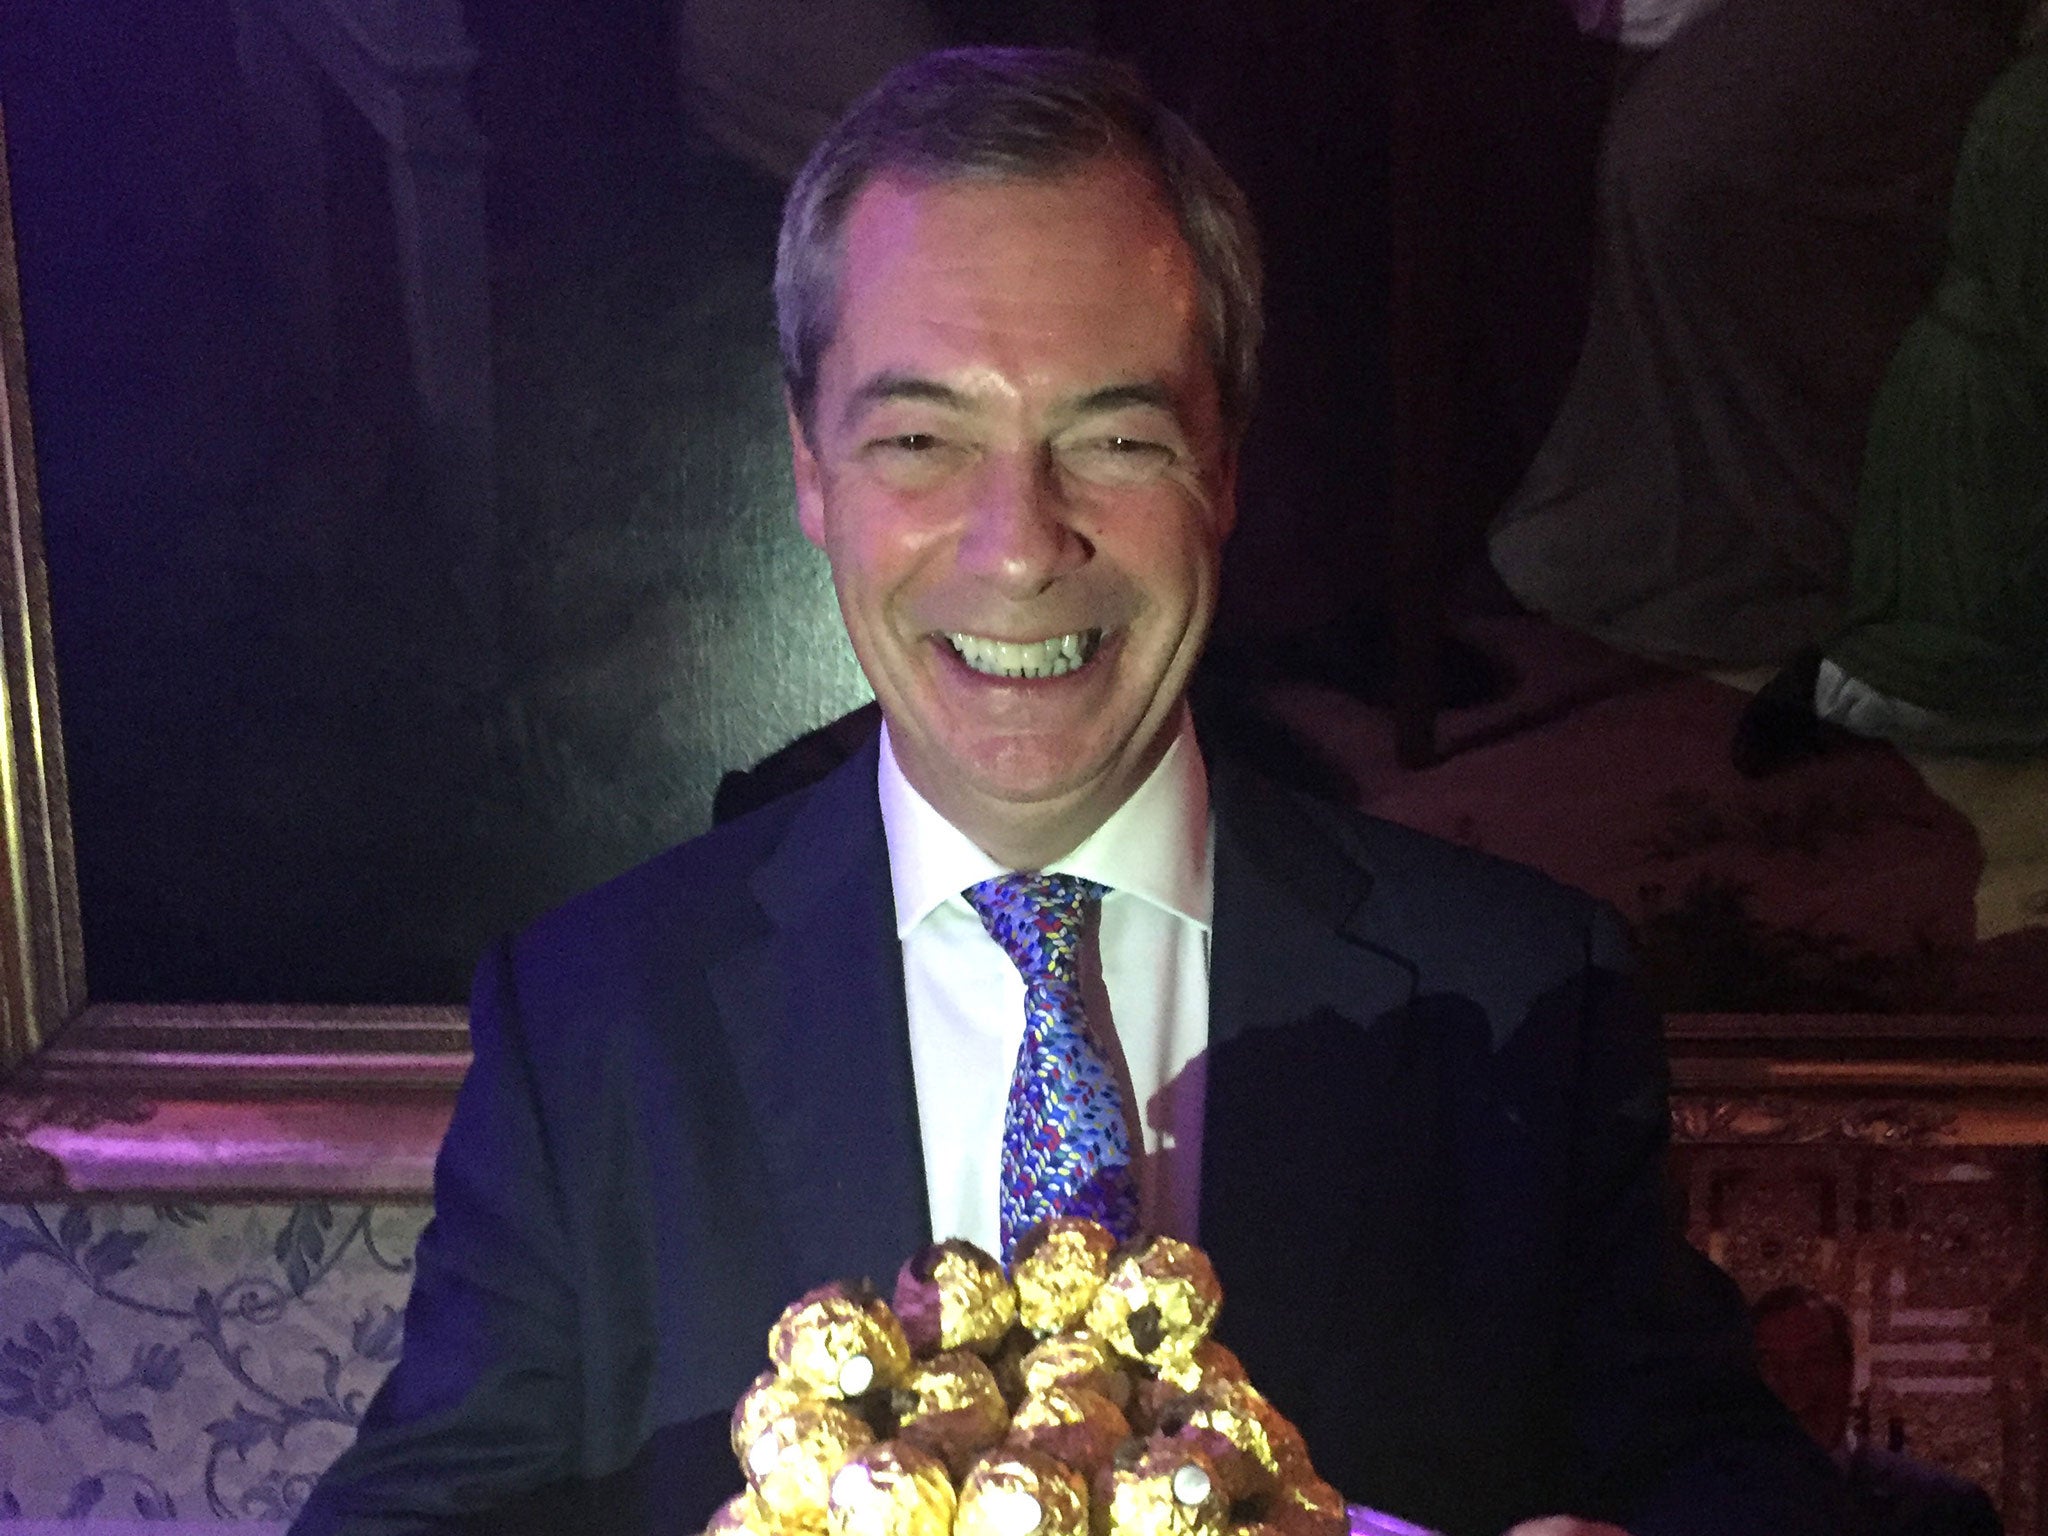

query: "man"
xmin=292 ymin=49 xmax=1835 ymax=1536
xmin=1753 ymin=1287 xmax=2004 ymax=1536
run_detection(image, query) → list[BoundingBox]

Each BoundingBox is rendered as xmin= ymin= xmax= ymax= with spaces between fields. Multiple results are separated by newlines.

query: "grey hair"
xmin=775 ymin=47 xmax=1263 ymax=441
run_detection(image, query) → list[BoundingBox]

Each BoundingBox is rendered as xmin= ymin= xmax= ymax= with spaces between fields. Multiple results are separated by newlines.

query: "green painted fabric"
xmin=1828 ymin=48 xmax=2048 ymax=722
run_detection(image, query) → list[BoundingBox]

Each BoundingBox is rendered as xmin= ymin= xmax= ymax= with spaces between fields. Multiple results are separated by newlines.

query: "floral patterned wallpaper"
xmin=0 ymin=1202 xmax=429 ymax=1524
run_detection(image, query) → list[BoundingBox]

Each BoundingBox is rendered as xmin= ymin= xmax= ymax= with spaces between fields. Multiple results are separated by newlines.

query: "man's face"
xmin=792 ymin=158 xmax=1235 ymax=866
xmin=1754 ymin=1303 xmax=1855 ymax=1452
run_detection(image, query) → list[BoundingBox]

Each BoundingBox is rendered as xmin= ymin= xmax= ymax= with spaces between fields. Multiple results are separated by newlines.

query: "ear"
xmin=1214 ymin=442 xmax=1240 ymax=543
xmin=788 ymin=395 xmax=827 ymax=549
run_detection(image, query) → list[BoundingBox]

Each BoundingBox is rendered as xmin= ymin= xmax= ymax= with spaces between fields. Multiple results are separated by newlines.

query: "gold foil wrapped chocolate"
xmin=735 ymin=1370 xmax=817 ymax=1463
xmin=728 ymin=1232 xmax=1337 ymax=1536
xmin=1005 ymin=1383 xmax=1132 ymax=1482
xmin=956 ymin=1447 xmax=1092 ymax=1536
xmin=895 ymin=1241 xmax=1018 ymax=1357
xmin=771 ymin=1281 xmax=913 ymax=1399
xmin=893 ymin=1349 xmax=1012 ymax=1479
xmin=707 ymin=1488 xmax=781 ymax=1536
xmin=1084 ymin=1238 xmax=1222 ymax=1369
xmin=1149 ymin=1339 xmax=1246 ymax=1395
xmin=1017 ymin=1331 xmax=1133 ymax=1412
xmin=1149 ymin=1378 xmax=1286 ymax=1504
xmin=1258 ymin=1477 xmax=1348 ymax=1536
xmin=1133 ymin=1341 xmax=1248 ymax=1433
xmin=744 ymin=1398 xmax=876 ymax=1526
xmin=1010 ymin=1219 xmax=1120 ymax=1337
xmin=827 ymin=1441 xmax=958 ymax=1536
xmin=1094 ymin=1438 xmax=1228 ymax=1536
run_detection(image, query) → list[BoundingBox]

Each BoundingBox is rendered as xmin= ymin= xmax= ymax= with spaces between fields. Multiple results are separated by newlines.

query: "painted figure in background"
xmin=1490 ymin=0 xmax=2026 ymax=666
xmin=290 ymin=49 xmax=1838 ymax=1536
xmin=1734 ymin=39 xmax=2048 ymax=774
xmin=1752 ymin=1287 xmax=2004 ymax=1536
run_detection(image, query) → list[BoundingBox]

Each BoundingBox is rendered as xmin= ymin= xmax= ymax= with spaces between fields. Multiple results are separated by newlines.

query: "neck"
xmin=893 ymin=710 xmax=1186 ymax=872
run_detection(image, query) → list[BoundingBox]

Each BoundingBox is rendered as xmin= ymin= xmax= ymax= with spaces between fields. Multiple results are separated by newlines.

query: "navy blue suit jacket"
xmin=293 ymin=738 xmax=1837 ymax=1536
xmin=1844 ymin=1445 xmax=2002 ymax=1536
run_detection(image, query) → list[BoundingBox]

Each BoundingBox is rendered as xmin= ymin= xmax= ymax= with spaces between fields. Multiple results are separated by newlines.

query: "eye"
xmin=1063 ymin=435 xmax=1176 ymax=486
xmin=862 ymin=432 xmax=965 ymax=490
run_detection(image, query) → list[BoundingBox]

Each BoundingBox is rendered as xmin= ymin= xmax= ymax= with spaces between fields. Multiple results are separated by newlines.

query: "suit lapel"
xmin=711 ymin=737 xmax=932 ymax=1293
xmin=1199 ymin=757 xmax=1466 ymax=1452
xmin=1204 ymin=754 xmax=1419 ymax=1056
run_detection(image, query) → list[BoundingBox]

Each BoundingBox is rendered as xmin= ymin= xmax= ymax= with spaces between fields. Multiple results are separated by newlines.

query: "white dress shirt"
xmin=879 ymin=714 xmax=1214 ymax=1257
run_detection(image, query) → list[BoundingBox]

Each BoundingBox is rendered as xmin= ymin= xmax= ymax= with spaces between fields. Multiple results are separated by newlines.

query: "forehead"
xmin=822 ymin=159 xmax=1206 ymax=396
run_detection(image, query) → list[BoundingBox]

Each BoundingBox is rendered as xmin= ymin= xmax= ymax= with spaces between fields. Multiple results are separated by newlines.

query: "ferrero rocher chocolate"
xmin=1017 ymin=1331 xmax=1133 ymax=1412
xmin=1150 ymin=1378 xmax=1285 ymax=1504
xmin=1259 ymin=1477 xmax=1348 ymax=1536
xmin=956 ymin=1448 xmax=1092 ymax=1536
xmin=1133 ymin=1341 xmax=1248 ymax=1432
xmin=744 ymin=1398 xmax=876 ymax=1525
xmin=987 ymin=1325 xmax=1037 ymax=1411
xmin=707 ymin=1488 xmax=780 ymax=1536
xmin=735 ymin=1369 xmax=817 ymax=1462
xmin=771 ymin=1281 xmax=913 ymax=1399
xmin=827 ymin=1441 xmax=958 ymax=1536
xmin=1083 ymin=1238 xmax=1222 ymax=1369
xmin=1010 ymin=1219 xmax=1120 ymax=1336
xmin=895 ymin=1241 xmax=1018 ymax=1357
xmin=1247 ymin=1394 xmax=1313 ymax=1483
xmin=1005 ymin=1383 xmax=1132 ymax=1482
xmin=728 ymin=1232 xmax=1344 ymax=1536
xmin=1150 ymin=1339 xmax=1247 ymax=1395
xmin=893 ymin=1350 xmax=1012 ymax=1479
xmin=1094 ymin=1438 xmax=1228 ymax=1536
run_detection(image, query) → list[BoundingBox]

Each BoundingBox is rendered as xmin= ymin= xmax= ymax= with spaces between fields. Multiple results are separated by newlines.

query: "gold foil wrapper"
xmin=743 ymin=1398 xmax=876 ymax=1525
xmin=1257 ymin=1478 xmax=1348 ymax=1536
xmin=1095 ymin=1438 xmax=1227 ymax=1536
xmin=895 ymin=1240 xmax=1018 ymax=1357
xmin=1011 ymin=1219 xmax=1120 ymax=1336
xmin=894 ymin=1349 xmax=1012 ymax=1479
xmin=957 ymin=1447 xmax=1092 ymax=1536
xmin=1151 ymin=1379 xmax=1284 ymax=1504
xmin=770 ymin=1281 xmax=913 ymax=1399
xmin=826 ymin=1441 xmax=958 ymax=1536
xmin=1018 ymin=1331 xmax=1133 ymax=1411
xmin=735 ymin=1370 xmax=817 ymax=1463
xmin=1150 ymin=1339 xmax=1246 ymax=1395
xmin=1084 ymin=1238 xmax=1222 ymax=1368
xmin=1005 ymin=1382 xmax=1132 ymax=1482
xmin=1134 ymin=1341 xmax=1249 ymax=1432
xmin=1247 ymin=1395 xmax=1312 ymax=1482
xmin=707 ymin=1488 xmax=781 ymax=1536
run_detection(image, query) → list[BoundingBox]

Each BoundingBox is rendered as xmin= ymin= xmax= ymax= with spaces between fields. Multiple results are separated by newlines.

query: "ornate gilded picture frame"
xmin=0 ymin=106 xmax=467 ymax=1197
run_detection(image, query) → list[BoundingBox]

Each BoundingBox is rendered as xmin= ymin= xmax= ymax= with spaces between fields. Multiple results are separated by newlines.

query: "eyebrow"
xmin=841 ymin=373 xmax=969 ymax=431
xmin=841 ymin=374 xmax=1183 ymax=433
xmin=1063 ymin=383 xmax=1179 ymax=420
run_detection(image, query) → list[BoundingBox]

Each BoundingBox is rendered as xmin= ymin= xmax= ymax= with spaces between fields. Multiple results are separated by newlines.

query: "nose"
xmin=956 ymin=448 xmax=1090 ymax=596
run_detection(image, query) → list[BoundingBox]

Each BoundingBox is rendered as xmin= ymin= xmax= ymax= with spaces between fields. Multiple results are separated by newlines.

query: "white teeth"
xmin=945 ymin=630 xmax=1100 ymax=678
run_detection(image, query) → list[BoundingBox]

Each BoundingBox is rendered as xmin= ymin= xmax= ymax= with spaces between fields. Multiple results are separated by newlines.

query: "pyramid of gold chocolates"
xmin=710 ymin=1219 xmax=1349 ymax=1536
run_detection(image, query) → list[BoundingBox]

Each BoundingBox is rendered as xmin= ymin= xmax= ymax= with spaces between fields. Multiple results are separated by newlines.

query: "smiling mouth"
xmin=944 ymin=629 xmax=1103 ymax=679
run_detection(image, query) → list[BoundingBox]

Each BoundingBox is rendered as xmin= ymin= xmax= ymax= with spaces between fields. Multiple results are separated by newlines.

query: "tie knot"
xmin=963 ymin=873 xmax=1108 ymax=985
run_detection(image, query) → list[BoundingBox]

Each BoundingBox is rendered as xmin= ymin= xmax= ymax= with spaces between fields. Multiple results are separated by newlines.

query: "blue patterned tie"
xmin=964 ymin=873 xmax=1140 ymax=1265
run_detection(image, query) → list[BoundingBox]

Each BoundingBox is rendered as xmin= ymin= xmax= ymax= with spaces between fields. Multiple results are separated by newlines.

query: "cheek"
xmin=828 ymin=508 xmax=948 ymax=616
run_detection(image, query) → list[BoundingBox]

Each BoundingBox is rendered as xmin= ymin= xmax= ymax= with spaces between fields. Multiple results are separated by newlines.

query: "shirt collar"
xmin=878 ymin=711 xmax=1213 ymax=937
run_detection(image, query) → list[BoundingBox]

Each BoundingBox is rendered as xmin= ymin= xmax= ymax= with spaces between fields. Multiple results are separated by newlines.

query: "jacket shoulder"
xmin=1246 ymin=770 xmax=1620 ymax=947
xmin=497 ymin=752 xmax=870 ymax=1024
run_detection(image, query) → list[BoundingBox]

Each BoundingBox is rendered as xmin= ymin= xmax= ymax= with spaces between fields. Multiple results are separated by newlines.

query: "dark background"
xmin=0 ymin=0 xmax=1610 ymax=1004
